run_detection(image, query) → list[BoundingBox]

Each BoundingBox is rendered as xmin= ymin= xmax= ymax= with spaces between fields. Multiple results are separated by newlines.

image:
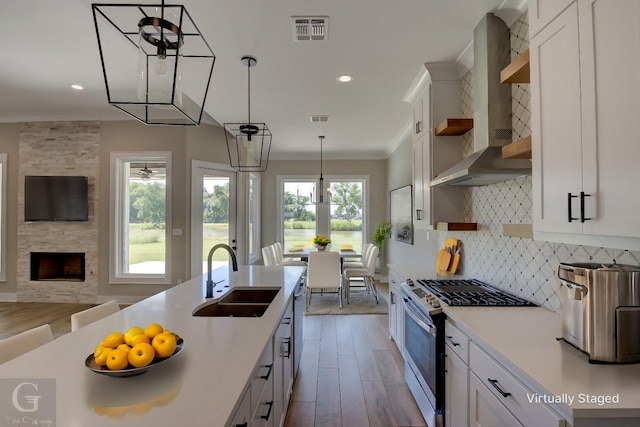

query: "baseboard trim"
xmin=0 ymin=293 xmax=17 ymax=302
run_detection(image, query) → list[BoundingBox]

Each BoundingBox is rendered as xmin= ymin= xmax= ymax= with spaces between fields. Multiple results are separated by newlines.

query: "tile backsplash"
xmin=446 ymin=12 xmax=640 ymax=313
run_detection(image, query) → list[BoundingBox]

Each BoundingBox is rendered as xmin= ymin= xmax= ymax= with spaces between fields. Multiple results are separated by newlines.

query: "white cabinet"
xmin=230 ymin=390 xmax=251 ymax=427
xmin=531 ymin=0 xmax=640 ymax=249
xmin=405 ymin=67 xmax=463 ymax=229
xmin=273 ymin=299 xmax=293 ymax=427
xmin=528 ymin=0 xmax=575 ymax=37
xmin=445 ymin=320 xmax=469 ymax=427
xmin=469 ymin=343 xmax=565 ymax=427
xmin=388 ymin=270 xmax=404 ymax=355
xmin=469 ymin=374 xmax=524 ymax=427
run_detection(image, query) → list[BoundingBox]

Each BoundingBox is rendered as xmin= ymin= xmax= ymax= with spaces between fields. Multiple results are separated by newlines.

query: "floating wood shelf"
xmin=502 ymin=136 xmax=532 ymax=160
xmin=436 ymin=222 xmax=478 ymax=231
xmin=434 ymin=118 xmax=474 ymax=136
xmin=502 ymin=224 xmax=533 ymax=239
xmin=500 ymin=49 xmax=530 ymax=84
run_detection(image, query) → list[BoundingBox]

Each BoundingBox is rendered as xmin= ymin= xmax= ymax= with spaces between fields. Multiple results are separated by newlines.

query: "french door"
xmin=190 ymin=160 xmax=237 ymax=278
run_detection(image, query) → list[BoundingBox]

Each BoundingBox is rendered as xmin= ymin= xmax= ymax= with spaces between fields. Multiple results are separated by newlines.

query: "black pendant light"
xmin=312 ymin=136 xmax=331 ymax=204
xmin=224 ymin=56 xmax=272 ymax=172
xmin=92 ymin=1 xmax=216 ymax=125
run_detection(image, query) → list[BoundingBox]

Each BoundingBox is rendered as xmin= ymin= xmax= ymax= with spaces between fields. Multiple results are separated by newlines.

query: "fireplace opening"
xmin=30 ymin=252 xmax=85 ymax=281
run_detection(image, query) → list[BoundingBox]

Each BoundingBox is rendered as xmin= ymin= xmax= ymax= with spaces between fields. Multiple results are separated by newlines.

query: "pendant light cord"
xmin=247 ymin=61 xmax=251 ymax=125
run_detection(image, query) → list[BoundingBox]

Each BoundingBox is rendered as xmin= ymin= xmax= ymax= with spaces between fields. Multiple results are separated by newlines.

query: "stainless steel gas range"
xmin=400 ymin=277 xmax=535 ymax=427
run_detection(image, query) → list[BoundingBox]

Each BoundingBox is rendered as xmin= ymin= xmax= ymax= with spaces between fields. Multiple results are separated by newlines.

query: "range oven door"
xmin=402 ymin=291 xmax=444 ymax=419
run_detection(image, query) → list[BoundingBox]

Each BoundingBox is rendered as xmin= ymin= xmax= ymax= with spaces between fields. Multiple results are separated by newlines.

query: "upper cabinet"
xmin=404 ymin=66 xmax=464 ymax=228
xmin=531 ymin=0 xmax=640 ymax=250
xmin=528 ymin=0 xmax=575 ymax=38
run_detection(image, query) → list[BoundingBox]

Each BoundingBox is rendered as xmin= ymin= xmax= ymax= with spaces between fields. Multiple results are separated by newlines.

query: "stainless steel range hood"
xmin=429 ymin=13 xmax=531 ymax=187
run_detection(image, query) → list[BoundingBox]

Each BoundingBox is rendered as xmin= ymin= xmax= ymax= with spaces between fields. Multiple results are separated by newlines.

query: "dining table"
xmin=282 ymin=246 xmax=362 ymax=264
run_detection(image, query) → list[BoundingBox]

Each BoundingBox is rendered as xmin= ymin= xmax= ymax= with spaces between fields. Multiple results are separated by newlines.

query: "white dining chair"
xmin=343 ymin=246 xmax=379 ymax=304
xmin=342 ymin=243 xmax=373 ymax=271
xmin=306 ymin=251 xmax=342 ymax=310
xmin=0 ymin=324 xmax=53 ymax=364
xmin=273 ymin=242 xmax=307 ymax=267
xmin=71 ymin=300 xmax=120 ymax=331
xmin=262 ymin=245 xmax=277 ymax=266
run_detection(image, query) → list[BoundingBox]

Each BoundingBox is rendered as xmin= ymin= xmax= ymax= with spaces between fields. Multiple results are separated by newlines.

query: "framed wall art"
xmin=390 ymin=184 xmax=413 ymax=245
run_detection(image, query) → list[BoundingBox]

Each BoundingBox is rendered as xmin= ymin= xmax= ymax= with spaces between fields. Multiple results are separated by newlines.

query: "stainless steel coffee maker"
xmin=558 ymin=262 xmax=640 ymax=363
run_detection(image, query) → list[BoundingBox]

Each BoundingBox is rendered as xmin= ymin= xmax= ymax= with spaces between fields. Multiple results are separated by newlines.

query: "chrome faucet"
xmin=206 ymin=243 xmax=238 ymax=298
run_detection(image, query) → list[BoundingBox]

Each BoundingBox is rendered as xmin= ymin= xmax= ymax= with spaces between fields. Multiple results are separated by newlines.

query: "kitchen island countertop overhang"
xmin=0 ymin=265 xmax=306 ymax=426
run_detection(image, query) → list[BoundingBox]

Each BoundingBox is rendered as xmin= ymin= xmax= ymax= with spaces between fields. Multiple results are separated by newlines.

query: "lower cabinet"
xmin=445 ymin=320 xmax=470 ymax=427
xmin=229 ymin=298 xmax=295 ymax=427
xmin=445 ymin=321 xmax=565 ymax=427
xmin=388 ymin=270 xmax=404 ymax=355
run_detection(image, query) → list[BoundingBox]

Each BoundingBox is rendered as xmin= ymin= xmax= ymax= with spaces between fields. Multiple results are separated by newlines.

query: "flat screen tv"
xmin=24 ymin=176 xmax=89 ymax=221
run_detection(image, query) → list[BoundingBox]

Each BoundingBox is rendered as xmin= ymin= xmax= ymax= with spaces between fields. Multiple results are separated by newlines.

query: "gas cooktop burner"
xmin=417 ymin=279 xmax=536 ymax=307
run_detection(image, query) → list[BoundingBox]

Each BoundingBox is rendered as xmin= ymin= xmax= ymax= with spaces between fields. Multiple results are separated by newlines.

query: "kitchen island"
xmin=0 ymin=265 xmax=305 ymax=426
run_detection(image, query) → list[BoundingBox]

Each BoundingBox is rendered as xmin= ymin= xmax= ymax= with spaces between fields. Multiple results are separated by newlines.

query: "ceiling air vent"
xmin=309 ymin=115 xmax=329 ymax=123
xmin=292 ymin=17 xmax=328 ymax=41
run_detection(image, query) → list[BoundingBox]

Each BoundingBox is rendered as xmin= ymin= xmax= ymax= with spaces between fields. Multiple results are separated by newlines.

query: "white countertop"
xmin=0 ymin=265 xmax=305 ymax=426
xmin=388 ymin=263 xmax=640 ymax=422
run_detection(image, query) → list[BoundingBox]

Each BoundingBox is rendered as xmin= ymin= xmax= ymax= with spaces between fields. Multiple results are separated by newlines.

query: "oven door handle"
xmin=403 ymin=298 xmax=437 ymax=336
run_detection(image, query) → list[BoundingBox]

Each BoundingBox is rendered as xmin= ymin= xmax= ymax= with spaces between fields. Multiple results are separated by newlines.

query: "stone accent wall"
xmin=17 ymin=122 xmax=99 ymax=303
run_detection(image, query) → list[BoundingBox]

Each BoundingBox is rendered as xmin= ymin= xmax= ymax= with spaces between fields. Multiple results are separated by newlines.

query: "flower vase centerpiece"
xmin=312 ymin=235 xmax=331 ymax=251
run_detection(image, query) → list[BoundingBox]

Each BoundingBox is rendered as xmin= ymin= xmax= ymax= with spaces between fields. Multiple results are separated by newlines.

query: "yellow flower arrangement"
xmin=312 ymin=235 xmax=331 ymax=248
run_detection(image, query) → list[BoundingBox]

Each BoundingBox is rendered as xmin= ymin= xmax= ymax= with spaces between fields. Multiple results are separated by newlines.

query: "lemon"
xmin=124 ymin=326 xmax=144 ymax=346
xmin=102 ymin=332 xmax=125 ymax=349
xmin=144 ymin=323 xmax=164 ymax=340
xmin=106 ymin=349 xmax=129 ymax=371
xmin=94 ymin=345 xmax=114 ymax=366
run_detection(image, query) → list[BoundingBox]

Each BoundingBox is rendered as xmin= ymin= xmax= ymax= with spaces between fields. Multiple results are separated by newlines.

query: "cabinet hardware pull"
xmin=235 ymin=423 xmax=248 ymax=427
xmin=568 ymin=193 xmax=578 ymax=222
xmin=416 ymin=121 xmax=422 ymax=134
xmin=261 ymin=401 xmax=274 ymax=420
xmin=487 ymin=378 xmax=512 ymax=398
xmin=446 ymin=335 xmax=460 ymax=346
xmin=580 ymin=192 xmax=592 ymax=222
xmin=283 ymin=338 xmax=291 ymax=358
xmin=260 ymin=363 xmax=273 ymax=380
xmin=282 ymin=317 xmax=292 ymax=325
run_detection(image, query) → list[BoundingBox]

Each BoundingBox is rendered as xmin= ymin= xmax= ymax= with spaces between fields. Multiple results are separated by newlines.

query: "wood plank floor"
xmin=285 ymin=314 xmax=426 ymax=427
xmin=0 ymin=302 xmax=426 ymax=427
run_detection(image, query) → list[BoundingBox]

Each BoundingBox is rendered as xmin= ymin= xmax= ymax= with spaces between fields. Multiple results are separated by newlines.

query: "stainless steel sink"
xmin=218 ymin=288 xmax=280 ymax=304
xmin=192 ymin=287 xmax=281 ymax=317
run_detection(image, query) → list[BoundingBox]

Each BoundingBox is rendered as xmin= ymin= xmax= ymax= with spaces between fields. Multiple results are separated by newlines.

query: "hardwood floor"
xmin=0 ymin=302 xmax=95 ymax=339
xmin=286 ymin=314 xmax=426 ymax=427
xmin=0 ymin=302 xmax=426 ymax=426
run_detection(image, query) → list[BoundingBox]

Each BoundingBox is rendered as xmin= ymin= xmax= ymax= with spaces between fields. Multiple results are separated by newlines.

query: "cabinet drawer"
xmin=445 ymin=320 xmax=469 ymax=363
xmin=251 ymin=341 xmax=274 ymax=415
xmin=470 ymin=343 xmax=564 ymax=427
xmin=469 ymin=373 xmax=524 ymax=427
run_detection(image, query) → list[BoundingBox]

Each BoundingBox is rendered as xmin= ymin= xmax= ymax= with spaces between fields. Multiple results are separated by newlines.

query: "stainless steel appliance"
xmin=401 ymin=277 xmax=535 ymax=427
xmin=558 ymin=262 xmax=640 ymax=364
xmin=401 ymin=279 xmax=444 ymax=427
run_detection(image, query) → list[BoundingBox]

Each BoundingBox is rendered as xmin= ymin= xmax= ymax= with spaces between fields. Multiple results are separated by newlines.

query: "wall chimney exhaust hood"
xmin=429 ymin=13 xmax=531 ymax=187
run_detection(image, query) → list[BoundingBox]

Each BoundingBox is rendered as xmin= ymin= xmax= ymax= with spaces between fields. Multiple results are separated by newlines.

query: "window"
xmin=247 ymin=173 xmax=261 ymax=264
xmin=110 ymin=152 xmax=171 ymax=284
xmin=0 ymin=154 xmax=6 ymax=281
xmin=278 ymin=176 xmax=368 ymax=252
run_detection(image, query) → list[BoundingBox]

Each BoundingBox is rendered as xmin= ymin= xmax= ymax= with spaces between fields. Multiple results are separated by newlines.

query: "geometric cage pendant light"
xmin=92 ymin=1 xmax=216 ymax=126
xmin=224 ymin=56 xmax=272 ymax=172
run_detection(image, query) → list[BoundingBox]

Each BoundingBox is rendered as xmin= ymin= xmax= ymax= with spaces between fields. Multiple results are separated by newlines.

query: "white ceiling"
xmin=0 ymin=0 xmax=526 ymax=160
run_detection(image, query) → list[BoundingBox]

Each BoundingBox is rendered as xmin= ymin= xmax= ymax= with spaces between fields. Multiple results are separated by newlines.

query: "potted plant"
xmin=372 ymin=222 xmax=392 ymax=272
xmin=312 ymin=235 xmax=331 ymax=250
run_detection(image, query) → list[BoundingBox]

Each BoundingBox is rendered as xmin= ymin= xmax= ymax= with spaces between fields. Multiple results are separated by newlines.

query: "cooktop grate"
xmin=417 ymin=279 xmax=536 ymax=306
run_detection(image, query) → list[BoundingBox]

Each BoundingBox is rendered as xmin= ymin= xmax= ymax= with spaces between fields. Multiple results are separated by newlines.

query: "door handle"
xmin=487 ymin=378 xmax=512 ymax=398
xmin=568 ymin=193 xmax=578 ymax=222
xmin=580 ymin=192 xmax=591 ymax=222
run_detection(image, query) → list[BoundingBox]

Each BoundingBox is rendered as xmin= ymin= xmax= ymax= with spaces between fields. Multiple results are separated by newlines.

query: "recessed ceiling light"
xmin=337 ymin=75 xmax=353 ymax=83
xmin=70 ymin=84 xmax=84 ymax=90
